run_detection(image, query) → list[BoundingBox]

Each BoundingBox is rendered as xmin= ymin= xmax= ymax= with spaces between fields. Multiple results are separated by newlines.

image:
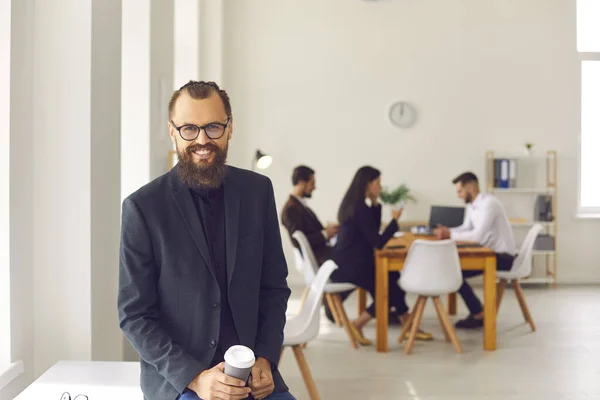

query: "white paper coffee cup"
xmin=224 ymin=345 xmax=255 ymax=382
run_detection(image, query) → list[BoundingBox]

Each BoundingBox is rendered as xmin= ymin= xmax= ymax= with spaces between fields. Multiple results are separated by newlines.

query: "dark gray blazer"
xmin=118 ymin=165 xmax=291 ymax=400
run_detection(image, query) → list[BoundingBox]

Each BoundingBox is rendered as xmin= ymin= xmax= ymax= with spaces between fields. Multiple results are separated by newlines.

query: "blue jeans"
xmin=178 ymin=389 xmax=296 ymax=400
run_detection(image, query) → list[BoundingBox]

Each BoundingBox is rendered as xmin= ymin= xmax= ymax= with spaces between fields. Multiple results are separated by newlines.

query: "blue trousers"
xmin=178 ymin=389 xmax=296 ymax=400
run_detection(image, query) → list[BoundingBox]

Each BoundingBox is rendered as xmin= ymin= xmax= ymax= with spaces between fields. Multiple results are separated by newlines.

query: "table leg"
xmin=483 ymin=255 xmax=497 ymax=351
xmin=447 ymin=292 xmax=457 ymax=316
xmin=375 ymin=256 xmax=389 ymax=352
xmin=357 ymin=288 xmax=366 ymax=316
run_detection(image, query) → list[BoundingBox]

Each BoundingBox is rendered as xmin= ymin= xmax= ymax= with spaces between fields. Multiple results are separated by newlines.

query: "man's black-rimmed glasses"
xmin=170 ymin=118 xmax=230 ymax=141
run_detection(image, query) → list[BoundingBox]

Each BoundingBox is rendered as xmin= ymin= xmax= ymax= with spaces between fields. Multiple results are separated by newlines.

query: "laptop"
xmin=415 ymin=205 xmax=465 ymax=235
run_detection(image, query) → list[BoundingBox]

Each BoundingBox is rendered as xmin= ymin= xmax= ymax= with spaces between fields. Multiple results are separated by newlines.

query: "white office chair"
xmin=281 ymin=260 xmax=337 ymax=400
xmin=496 ymin=224 xmax=543 ymax=332
xmin=399 ymin=239 xmax=463 ymax=354
xmin=292 ymin=231 xmax=358 ymax=349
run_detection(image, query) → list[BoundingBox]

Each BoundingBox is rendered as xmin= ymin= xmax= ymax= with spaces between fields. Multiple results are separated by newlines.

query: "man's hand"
xmin=325 ymin=223 xmax=339 ymax=239
xmin=188 ymin=362 xmax=251 ymax=400
xmin=249 ymin=357 xmax=275 ymax=400
xmin=433 ymin=224 xmax=451 ymax=239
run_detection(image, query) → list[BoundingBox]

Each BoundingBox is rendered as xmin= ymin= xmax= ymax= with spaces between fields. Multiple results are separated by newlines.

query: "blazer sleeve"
xmin=355 ymin=203 xmax=398 ymax=249
xmin=254 ymin=180 xmax=292 ymax=366
xmin=282 ymin=204 xmax=327 ymax=248
xmin=117 ymin=198 xmax=204 ymax=394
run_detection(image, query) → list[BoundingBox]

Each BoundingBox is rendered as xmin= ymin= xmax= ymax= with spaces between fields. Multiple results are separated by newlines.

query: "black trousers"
xmin=458 ymin=253 xmax=515 ymax=315
xmin=353 ymin=271 xmax=409 ymax=317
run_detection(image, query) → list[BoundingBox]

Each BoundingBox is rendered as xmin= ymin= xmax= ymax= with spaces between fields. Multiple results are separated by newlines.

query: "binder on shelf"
xmin=499 ymin=159 xmax=509 ymax=188
xmin=493 ymin=159 xmax=501 ymax=188
xmin=509 ymin=159 xmax=517 ymax=188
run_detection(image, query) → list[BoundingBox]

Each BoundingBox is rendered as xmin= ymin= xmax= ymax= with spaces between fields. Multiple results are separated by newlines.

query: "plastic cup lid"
xmin=224 ymin=345 xmax=255 ymax=369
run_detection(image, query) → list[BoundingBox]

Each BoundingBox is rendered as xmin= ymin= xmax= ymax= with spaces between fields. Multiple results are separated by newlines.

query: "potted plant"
xmin=524 ymin=142 xmax=533 ymax=156
xmin=380 ymin=184 xmax=416 ymax=208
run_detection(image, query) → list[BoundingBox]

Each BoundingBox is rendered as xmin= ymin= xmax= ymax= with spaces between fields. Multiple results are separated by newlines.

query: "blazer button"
xmin=209 ymin=340 xmax=217 ymax=348
xmin=213 ymin=303 xmax=221 ymax=310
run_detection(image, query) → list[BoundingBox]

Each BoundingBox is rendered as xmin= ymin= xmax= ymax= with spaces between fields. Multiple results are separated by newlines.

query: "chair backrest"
xmin=400 ymin=239 xmax=462 ymax=295
xmin=292 ymin=231 xmax=320 ymax=281
xmin=511 ymin=224 xmax=544 ymax=278
xmin=292 ymin=248 xmax=315 ymax=286
xmin=291 ymin=260 xmax=338 ymax=340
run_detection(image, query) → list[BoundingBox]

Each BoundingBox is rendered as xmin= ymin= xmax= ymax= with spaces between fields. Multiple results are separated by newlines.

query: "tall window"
xmin=578 ymin=0 xmax=600 ymax=215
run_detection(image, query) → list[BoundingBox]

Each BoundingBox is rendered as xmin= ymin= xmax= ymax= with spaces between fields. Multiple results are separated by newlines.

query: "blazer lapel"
xmin=170 ymin=168 xmax=215 ymax=281
xmin=224 ymin=169 xmax=240 ymax=288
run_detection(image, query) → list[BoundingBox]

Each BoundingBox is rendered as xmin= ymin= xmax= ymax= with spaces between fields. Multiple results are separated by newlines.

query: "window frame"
xmin=576 ymin=2 xmax=600 ymax=217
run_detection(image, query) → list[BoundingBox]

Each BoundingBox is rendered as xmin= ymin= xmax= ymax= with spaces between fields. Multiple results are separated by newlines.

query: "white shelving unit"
xmin=486 ymin=151 xmax=557 ymax=287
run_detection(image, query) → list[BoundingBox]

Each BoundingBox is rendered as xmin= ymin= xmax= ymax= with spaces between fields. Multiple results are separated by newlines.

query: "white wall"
xmin=0 ymin=0 xmax=12 ymax=369
xmin=3 ymin=0 xmax=36 ymax=398
xmin=222 ymin=0 xmax=597 ymax=284
xmin=121 ymin=0 xmax=151 ymax=204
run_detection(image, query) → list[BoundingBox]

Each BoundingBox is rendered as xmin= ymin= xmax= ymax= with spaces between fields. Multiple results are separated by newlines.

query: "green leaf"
xmin=379 ymin=184 xmax=416 ymax=205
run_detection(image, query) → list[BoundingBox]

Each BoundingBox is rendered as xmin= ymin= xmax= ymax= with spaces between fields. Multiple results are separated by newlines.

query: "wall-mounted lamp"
xmin=252 ymin=150 xmax=272 ymax=171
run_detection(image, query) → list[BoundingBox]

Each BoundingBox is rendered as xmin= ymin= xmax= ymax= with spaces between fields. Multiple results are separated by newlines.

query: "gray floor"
xmin=277 ymin=285 xmax=600 ymax=400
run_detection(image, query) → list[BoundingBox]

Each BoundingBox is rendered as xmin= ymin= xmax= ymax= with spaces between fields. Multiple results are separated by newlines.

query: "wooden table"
xmin=368 ymin=234 xmax=497 ymax=352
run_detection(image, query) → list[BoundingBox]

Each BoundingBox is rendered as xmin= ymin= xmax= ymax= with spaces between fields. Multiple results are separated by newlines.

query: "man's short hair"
xmin=168 ymin=80 xmax=232 ymax=119
xmin=292 ymin=166 xmax=315 ymax=185
xmin=452 ymin=172 xmax=479 ymax=186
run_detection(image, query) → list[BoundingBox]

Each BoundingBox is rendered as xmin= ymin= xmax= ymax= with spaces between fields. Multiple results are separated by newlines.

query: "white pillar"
xmin=6 ymin=0 xmax=35 ymax=396
xmin=121 ymin=0 xmax=174 ymax=201
xmin=150 ymin=0 xmax=175 ymax=179
xmin=7 ymin=0 xmax=35 ymax=391
xmin=0 ymin=0 xmax=12 ymax=369
xmin=200 ymin=0 xmax=224 ymax=83
xmin=121 ymin=0 xmax=151 ymax=202
xmin=174 ymin=0 xmax=201 ymax=88
xmin=121 ymin=0 xmax=175 ymax=361
xmin=90 ymin=0 xmax=123 ymax=362
xmin=31 ymin=0 xmax=122 ymax=376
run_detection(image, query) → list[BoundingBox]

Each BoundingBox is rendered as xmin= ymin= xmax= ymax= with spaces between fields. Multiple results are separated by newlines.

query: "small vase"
xmin=524 ymin=148 xmax=532 ymax=156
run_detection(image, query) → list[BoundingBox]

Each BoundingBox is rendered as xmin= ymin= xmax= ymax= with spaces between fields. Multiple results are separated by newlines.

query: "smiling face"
xmin=169 ymin=90 xmax=232 ymax=188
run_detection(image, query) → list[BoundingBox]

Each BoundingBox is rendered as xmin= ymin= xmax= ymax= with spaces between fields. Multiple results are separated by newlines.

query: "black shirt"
xmin=190 ymin=185 xmax=239 ymax=366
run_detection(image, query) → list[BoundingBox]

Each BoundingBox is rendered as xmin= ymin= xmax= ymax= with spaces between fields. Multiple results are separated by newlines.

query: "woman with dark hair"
xmin=331 ymin=166 xmax=432 ymax=345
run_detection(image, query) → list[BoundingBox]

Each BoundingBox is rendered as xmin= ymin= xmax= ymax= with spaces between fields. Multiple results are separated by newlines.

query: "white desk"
xmin=15 ymin=361 xmax=143 ymax=399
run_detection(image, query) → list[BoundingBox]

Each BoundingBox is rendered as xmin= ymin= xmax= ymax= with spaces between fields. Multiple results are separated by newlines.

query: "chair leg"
xmin=433 ymin=297 xmax=462 ymax=353
xmin=398 ymin=301 xmax=418 ymax=344
xmin=331 ymin=294 xmax=359 ymax=349
xmin=447 ymin=292 xmax=457 ymax=316
xmin=405 ymin=296 xmax=427 ymax=355
xmin=512 ymin=280 xmax=536 ymax=332
xmin=496 ymin=279 xmax=507 ymax=311
xmin=324 ymin=294 xmax=341 ymax=326
xmin=292 ymin=345 xmax=321 ymax=400
xmin=358 ymin=287 xmax=367 ymax=316
xmin=433 ymin=296 xmax=450 ymax=342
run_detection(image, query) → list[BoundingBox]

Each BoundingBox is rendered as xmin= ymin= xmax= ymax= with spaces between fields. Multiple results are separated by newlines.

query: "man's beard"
xmin=176 ymin=141 xmax=228 ymax=189
xmin=465 ymin=192 xmax=473 ymax=204
xmin=302 ymin=191 xmax=312 ymax=199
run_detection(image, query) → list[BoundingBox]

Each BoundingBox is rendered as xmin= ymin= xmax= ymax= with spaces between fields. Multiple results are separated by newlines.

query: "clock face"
xmin=389 ymin=101 xmax=417 ymax=128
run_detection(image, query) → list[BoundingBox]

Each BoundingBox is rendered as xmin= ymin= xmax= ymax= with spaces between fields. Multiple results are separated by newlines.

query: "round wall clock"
xmin=389 ymin=101 xmax=417 ymax=128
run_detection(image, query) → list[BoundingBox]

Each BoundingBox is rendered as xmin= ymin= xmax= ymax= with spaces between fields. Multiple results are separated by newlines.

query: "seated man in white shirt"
xmin=434 ymin=172 xmax=517 ymax=330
